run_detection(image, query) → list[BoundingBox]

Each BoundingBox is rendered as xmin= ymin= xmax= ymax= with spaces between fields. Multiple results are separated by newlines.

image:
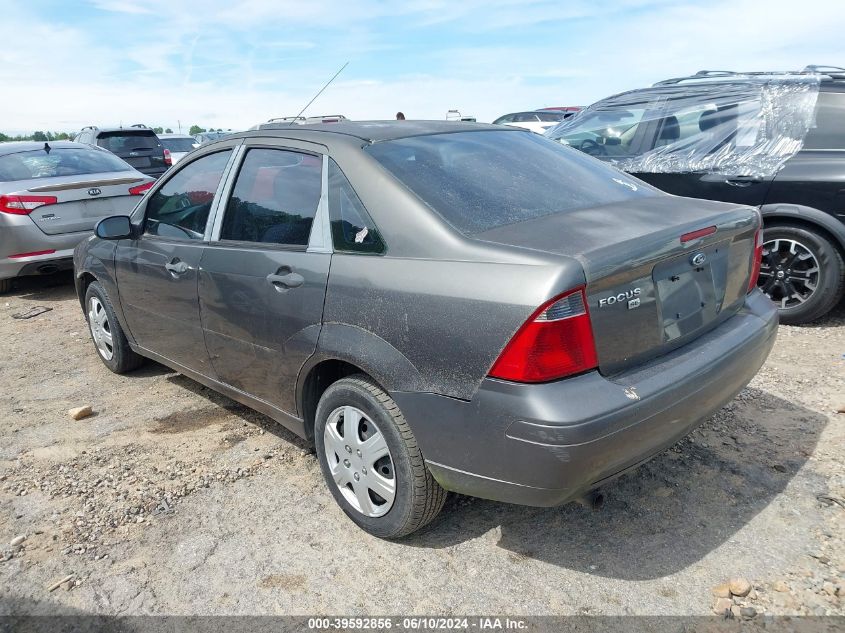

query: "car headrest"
xmin=658 ymin=116 xmax=680 ymax=140
xmin=699 ymin=105 xmax=738 ymax=132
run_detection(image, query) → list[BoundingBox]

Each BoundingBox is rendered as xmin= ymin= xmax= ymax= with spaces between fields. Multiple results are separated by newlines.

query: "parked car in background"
xmin=0 ymin=141 xmax=153 ymax=293
xmin=252 ymin=115 xmax=348 ymax=130
xmin=75 ymin=121 xmax=775 ymax=538
xmin=493 ymin=110 xmax=573 ymax=133
xmin=194 ymin=131 xmax=235 ymax=145
xmin=547 ymin=66 xmax=845 ymax=324
xmin=538 ymin=106 xmax=584 ymax=114
xmin=158 ymin=134 xmax=198 ymax=165
xmin=75 ymin=125 xmax=170 ymax=179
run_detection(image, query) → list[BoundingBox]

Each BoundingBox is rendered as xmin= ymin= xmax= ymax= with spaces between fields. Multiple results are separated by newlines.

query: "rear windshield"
xmin=96 ymin=131 xmax=161 ymax=153
xmin=160 ymin=137 xmax=197 ymax=153
xmin=0 ymin=147 xmax=132 ymax=182
xmin=365 ymin=130 xmax=656 ymax=234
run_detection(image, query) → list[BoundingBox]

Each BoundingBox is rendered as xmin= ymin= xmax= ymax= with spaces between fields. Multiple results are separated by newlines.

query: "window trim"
xmin=135 ymin=144 xmax=241 ymax=244
xmin=208 ymin=140 xmax=331 ymax=252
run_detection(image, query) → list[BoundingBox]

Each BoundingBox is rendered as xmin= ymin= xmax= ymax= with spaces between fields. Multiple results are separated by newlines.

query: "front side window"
xmin=550 ymin=107 xmax=649 ymax=157
xmin=328 ymin=159 xmax=384 ymax=254
xmin=220 ymin=148 xmax=322 ymax=247
xmin=366 ymin=130 xmax=656 ymax=235
xmin=144 ymin=150 xmax=232 ymax=240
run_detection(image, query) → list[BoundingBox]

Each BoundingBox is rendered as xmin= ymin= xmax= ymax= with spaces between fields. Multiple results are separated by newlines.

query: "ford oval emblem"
xmin=88 ymin=188 xmax=102 ymax=196
xmin=691 ymin=252 xmax=707 ymax=266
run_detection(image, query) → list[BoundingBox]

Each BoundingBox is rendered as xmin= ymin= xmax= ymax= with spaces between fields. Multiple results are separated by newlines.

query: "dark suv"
xmin=547 ymin=66 xmax=845 ymax=324
xmin=75 ymin=125 xmax=170 ymax=179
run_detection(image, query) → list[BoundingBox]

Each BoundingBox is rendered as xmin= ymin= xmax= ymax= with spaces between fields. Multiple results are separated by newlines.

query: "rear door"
xmin=631 ymin=98 xmax=774 ymax=205
xmin=115 ymin=146 xmax=238 ymax=374
xmin=199 ymin=141 xmax=330 ymax=414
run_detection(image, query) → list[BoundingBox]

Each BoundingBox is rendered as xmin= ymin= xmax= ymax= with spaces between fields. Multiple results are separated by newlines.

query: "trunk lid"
xmin=18 ymin=172 xmax=149 ymax=235
xmin=473 ymin=195 xmax=760 ymax=374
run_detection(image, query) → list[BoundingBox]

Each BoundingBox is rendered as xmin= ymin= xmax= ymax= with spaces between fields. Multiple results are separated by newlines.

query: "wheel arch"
xmin=760 ymin=203 xmax=845 ymax=260
xmin=296 ymin=323 xmax=427 ymax=442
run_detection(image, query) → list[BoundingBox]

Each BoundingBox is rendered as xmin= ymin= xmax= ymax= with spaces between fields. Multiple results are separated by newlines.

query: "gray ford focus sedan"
xmin=74 ymin=121 xmax=777 ymax=538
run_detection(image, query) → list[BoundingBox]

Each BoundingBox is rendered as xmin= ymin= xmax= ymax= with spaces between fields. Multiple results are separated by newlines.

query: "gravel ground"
xmin=0 ymin=272 xmax=843 ymax=617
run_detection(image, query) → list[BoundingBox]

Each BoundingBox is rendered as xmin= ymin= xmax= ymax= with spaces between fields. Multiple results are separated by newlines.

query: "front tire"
xmin=84 ymin=281 xmax=144 ymax=373
xmin=314 ymin=375 xmax=446 ymax=538
xmin=758 ymin=225 xmax=845 ymax=325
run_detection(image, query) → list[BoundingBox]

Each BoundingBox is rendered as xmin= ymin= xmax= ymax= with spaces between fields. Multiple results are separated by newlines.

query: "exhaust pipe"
xmin=37 ymin=264 xmax=59 ymax=274
xmin=576 ymin=490 xmax=605 ymax=511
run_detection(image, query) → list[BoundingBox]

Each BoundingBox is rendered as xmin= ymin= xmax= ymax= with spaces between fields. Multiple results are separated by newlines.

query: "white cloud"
xmin=2 ymin=0 xmax=844 ymax=133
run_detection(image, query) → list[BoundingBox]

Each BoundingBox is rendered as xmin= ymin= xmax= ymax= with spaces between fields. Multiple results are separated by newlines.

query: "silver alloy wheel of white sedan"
xmin=88 ymin=296 xmax=114 ymax=361
xmin=323 ymin=405 xmax=396 ymax=517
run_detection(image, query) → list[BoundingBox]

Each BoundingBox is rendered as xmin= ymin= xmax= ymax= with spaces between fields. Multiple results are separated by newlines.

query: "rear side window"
xmin=804 ymin=91 xmax=845 ymax=150
xmin=144 ymin=150 xmax=232 ymax=240
xmin=365 ymin=130 xmax=656 ymax=235
xmin=328 ymin=159 xmax=385 ymax=254
xmin=97 ymin=131 xmax=161 ymax=154
xmin=0 ymin=147 xmax=131 ymax=182
xmin=220 ymin=148 xmax=322 ymax=247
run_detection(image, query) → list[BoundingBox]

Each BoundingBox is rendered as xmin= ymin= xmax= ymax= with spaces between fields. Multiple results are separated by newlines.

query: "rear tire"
xmin=759 ymin=225 xmax=844 ymax=325
xmin=314 ymin=374 xmax=447 ymax=539
xmin=84 ymin=281 xmax=144 ymax=373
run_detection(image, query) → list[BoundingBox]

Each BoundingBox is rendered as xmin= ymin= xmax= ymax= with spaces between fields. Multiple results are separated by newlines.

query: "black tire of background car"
xmin=84 ymin=281 xmax=145 ymax=374
xmin=762 ymin=225 xmax=845 ymax=325
xmin=314 ymin=374 xmax=447 ymax=539
xmin=0 ymin=278 xmax=11 ymax=294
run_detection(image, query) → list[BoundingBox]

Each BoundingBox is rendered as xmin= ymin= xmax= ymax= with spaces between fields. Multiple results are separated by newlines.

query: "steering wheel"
xmin=579 ymin=138 xmax=607 ymax=156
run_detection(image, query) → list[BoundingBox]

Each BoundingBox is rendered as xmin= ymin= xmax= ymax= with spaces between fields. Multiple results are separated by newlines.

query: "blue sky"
xmin=1 ymin=0 xmax=843 ymax=133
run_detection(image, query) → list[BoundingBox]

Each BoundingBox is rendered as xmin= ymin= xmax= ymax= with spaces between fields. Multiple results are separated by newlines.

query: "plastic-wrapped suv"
xmin=547 ymin=66 xmax=845 ymax=324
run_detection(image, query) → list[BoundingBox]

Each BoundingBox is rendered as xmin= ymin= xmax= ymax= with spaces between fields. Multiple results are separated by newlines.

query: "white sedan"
xmin=492 ymin=110 xmax=570 ymax=134
xmin=157 ymin=134 xmax=198 ymax=165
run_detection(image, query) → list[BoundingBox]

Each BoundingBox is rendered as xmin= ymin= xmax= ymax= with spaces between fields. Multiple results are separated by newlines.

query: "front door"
xmin=199 ymin=145 xmax=330 ymax=414
xmin=115 ymin=149 xmax=235 ymax=374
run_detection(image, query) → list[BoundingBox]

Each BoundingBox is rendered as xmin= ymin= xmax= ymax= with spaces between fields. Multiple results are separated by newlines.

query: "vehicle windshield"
xmin=548 ymin=108 xmax=648 ymax=157
xmin=365 ymin=130 xmax=656 ymax=235
xmin=0 ymin=147 xmax=131 ymax=181
xmin=160 ymin=138 xmax=197 ymax=153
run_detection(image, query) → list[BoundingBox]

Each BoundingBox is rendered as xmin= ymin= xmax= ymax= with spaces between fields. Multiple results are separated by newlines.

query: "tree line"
xmin=0 ymin=125 xmax=227 ymax=143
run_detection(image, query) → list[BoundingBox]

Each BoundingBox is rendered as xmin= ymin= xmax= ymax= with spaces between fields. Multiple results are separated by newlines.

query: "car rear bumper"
xmin=0 ymin=219 xmax=89 ymax=281
xmin=392 ymin=290 xmax=778 ymax=506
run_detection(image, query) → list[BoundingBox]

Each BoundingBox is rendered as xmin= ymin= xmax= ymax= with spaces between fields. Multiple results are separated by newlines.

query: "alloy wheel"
xmin=323 ymin=405 xmax=396 ymax=517
xmin=758 ymin=238 xmax=820 ymax=309
xmin=88 ymin=296 xmax=114 ymax=361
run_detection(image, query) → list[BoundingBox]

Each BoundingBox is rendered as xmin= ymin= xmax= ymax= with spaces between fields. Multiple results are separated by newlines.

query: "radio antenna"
xmin=290 ymin=61 xmax=349 ymax=125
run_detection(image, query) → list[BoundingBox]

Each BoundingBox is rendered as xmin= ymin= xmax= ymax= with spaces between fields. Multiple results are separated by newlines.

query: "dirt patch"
xmin=258 ymin=574 xmax=307 ymax=591
xmin=0 ymin=275 xmax=843 ymax=617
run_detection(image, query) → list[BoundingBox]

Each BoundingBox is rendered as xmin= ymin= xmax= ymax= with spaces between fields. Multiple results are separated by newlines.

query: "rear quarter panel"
xmin=321 ymin=253 xmax=584 ymax=400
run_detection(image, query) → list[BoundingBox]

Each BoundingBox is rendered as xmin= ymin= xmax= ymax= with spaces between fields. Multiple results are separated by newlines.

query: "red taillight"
xmin=128 ymin=181 xmax=154 ymax=196
xmin=680 ymin=225 xmax=717 ymax=243
xmin=748 ymin=227 xmax=764 ymax=293
xmin=0 ymin=194 xmax=58 ymax=215
xmin=489 ymin=287 xmax=598 ymax=383
xmin=163 ymin=148 xmax=172 ymax=166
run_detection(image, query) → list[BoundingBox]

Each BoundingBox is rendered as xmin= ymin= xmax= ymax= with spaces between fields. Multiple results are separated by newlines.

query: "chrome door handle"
xmin=164 ymin=260 xmax=189 ymax=276
xmin=266 ymin=271 xmax=305 ymax=290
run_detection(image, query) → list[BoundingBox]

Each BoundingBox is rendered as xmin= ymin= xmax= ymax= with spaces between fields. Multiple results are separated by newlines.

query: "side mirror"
xmin=95 ymin=215 xmax=133 ymax=240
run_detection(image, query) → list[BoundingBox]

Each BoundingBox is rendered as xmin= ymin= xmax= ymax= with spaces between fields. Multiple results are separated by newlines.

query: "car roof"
xmin=0 ymin=140 xmax=90 ymax=156
xmin=246 ymin=120 xmax=518 ymax=144
xmin=92 ymin=127 xmax=157 ymax=135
